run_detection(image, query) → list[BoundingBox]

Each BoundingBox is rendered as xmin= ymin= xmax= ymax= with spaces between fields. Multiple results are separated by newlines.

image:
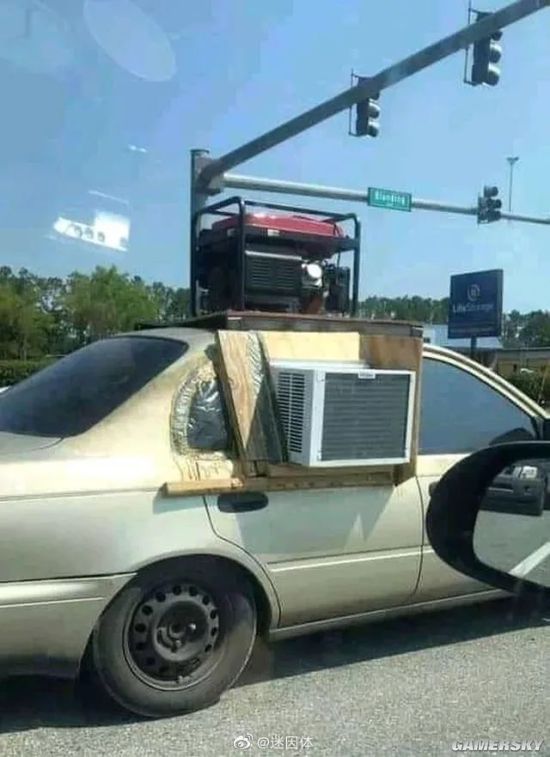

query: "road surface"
xmin=0 ymin=599 xmax=548 ymax=756
xmin=475 ymin=511 xmax=550 ymax=586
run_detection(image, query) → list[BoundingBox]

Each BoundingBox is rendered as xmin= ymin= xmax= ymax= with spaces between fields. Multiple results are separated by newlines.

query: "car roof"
xmin=122 ymin=326 xmax=214 ymax=351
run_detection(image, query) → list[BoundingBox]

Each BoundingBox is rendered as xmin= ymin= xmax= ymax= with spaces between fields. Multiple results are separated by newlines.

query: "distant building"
xmin=422 ymin=323 xmax=501 ymax=368
xmin=494 ymin=347 xmax=550 ymax=378
xmin=422 ymin=324 xmax=550 ymax=377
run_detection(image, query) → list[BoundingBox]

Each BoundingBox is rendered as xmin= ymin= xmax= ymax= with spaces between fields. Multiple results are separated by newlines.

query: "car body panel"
xmin=0 ymin=431 xmax=61 ymax=458
xmin=0 ymin=488 xmax=280 ymax=610
xmin=206 ymin=478 xmax=423 ymax=625
xmin=268 ymin=588 xmax=504 ymax=640
xmin=0 ymin=574 xmax=133 ymax=677
xmin=415 ymin=453 xmax=489 ymax=600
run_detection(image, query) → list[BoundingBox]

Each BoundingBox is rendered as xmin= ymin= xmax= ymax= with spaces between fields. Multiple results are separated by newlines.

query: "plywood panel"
xmin=261 ymin=330 xmax=361 ymax=362
xmin=266 ymin=462 xmax=395 ymax=480
xmin=164 ymin=470 xmax=394 ymax=498
xmin=216 ymin=330 xmax=284 ymax=463
xmin=261 ymin=331 xmax=422 ymax=370
xmin=359 ymin=335 xmax=423 ymax=372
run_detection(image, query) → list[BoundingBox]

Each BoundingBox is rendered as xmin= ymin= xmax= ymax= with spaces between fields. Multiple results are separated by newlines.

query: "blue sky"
xmin=1 ymin=0 xmax=549 ymax=311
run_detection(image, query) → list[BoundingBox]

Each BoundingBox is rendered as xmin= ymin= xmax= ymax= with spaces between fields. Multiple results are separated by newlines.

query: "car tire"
xmin=92 ymin=558 xmax=256 ymax=718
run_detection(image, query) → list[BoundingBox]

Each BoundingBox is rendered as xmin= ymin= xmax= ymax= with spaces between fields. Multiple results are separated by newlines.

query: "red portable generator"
xmin=191 ymin=197 xmax=360 ymax=316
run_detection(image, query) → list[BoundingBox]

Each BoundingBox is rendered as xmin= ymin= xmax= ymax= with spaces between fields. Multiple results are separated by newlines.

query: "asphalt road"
xmin=475 ymin=511 xmax=550 ymax=586
xmin=0 ymin=599 xmax=548 ymax=757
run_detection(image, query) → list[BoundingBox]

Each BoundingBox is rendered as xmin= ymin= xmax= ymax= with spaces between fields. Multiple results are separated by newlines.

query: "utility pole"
xmin=507 ymin=156 xmax=520 ymax=211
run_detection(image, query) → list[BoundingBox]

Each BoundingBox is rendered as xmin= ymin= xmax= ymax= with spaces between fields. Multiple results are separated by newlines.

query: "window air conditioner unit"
xmin=269 ymin=361 xmax=416 ymax=467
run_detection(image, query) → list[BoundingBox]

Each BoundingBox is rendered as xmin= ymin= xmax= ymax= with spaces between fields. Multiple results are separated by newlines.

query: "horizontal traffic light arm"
xmin=197 ymin=0 xmax=550 ymax=189
xmin=224 ymin=171 xmax=550 ymax=226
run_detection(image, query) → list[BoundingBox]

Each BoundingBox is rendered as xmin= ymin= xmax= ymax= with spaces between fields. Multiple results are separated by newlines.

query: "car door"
xmin=415 ymin=350 xmax=541 ymax=600
xmin=176 ymin=350 xmax=424 ymax=629
xmin=205 ymin=480 xmax=423 ymax=627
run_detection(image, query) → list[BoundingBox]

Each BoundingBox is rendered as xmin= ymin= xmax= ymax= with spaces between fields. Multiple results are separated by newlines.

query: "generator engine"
xmin=192 ymin=200 xmax=360 ymax=316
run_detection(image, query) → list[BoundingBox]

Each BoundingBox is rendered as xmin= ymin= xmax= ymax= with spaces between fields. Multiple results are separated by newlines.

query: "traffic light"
xmin=471 ymin=12 xmax=502 ymax=86
xmin=477 ymin=186 xmax=502 ymax=223
xmin=355 ymin=96 xmax=380 ymax=138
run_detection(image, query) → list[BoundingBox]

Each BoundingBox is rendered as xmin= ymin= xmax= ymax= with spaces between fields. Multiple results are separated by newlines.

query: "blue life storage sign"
xmin=448 ymin=269 xmax=503 ymax=339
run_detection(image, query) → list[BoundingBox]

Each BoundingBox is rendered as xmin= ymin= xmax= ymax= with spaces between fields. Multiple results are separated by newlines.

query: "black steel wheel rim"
xmin=125 ymin=580 xmax=221 ymax=690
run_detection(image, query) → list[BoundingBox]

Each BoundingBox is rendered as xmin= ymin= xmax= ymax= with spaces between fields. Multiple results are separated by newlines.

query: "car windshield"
xmin=0 ymin=336 xmax=185 ymax=437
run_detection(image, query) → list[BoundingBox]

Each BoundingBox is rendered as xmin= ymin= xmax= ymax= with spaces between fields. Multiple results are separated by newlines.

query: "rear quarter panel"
xmin=0 ymin=487 xmax=280 ymax=624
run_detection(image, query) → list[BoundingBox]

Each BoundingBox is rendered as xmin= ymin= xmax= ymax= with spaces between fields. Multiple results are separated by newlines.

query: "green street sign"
xmin=368 ymin=186 xmax=412 ymax=212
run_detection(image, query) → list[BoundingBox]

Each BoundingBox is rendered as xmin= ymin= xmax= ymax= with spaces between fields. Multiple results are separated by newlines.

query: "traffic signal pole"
xmin=194 ymin=0 xmax=549 ymax=195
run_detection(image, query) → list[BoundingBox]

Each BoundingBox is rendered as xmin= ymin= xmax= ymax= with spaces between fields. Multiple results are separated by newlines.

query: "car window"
xmin=419 ymin=357 xmax=536 ymax=455
xmin=0 ymin=336 xmax=186 ymax=438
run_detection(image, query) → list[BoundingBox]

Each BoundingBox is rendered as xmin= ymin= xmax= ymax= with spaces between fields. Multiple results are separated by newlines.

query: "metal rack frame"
xmin=190 ymin=195 xmax=361 ymax=317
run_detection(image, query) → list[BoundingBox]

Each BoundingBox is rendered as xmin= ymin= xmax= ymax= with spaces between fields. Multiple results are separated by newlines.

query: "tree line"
xmin=0 ymin=265 xmax=189 ymax=360
xmin=1 ymin=266 xmax=549 ymax=362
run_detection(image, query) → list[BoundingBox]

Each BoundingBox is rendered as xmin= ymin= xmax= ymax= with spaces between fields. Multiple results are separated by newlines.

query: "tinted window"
xmin=420 ymin=358 xmax=536 ymax=455
xmin=0 ymin=337 xmax=186 ymax=438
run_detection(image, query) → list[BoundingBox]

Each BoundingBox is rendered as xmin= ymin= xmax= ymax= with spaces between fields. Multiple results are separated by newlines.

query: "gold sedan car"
xmin=0 ymin=327 xmax=545 ymax=717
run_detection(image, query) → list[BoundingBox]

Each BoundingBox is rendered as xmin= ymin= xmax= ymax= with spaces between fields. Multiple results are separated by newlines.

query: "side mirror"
xmin=426 ymin=441 xmax=550 ymax=605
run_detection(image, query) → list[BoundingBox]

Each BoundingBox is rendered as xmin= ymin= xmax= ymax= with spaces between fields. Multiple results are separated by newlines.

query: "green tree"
xmin=0 ymin=280 xmax=50 ymax=359
xmin=0 ymin=283 xmax=22 ymax=358
xmin=519 ymin=311 xmax=550 ymax=348
xmin=149 ymin=281 xmax=171 ymax=321
xmin=166 ymin=287 xmax=190 ymax=320
xmin=358 ymin=295 xmax=449 ymax=323
xmin=502 ymin=309 xmax=525 ymax=347
xmin=35 ymin=276 xmax=70 ymax=354
xmin=146 ymin=282 xmax=190 ymax=322
xmin=0 ymin=266 xmax=14 ymax=284
xmin=64 ymin=266 xmax=158 ymax=344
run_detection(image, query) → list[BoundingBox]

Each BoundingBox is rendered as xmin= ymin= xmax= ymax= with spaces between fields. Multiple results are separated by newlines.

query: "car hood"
xmin=0 ymin=432 xmax=61 ymax=459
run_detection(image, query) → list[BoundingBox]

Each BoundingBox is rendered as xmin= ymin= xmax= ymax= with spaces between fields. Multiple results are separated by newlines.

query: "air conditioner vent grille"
xmin=321 ymin=373 xmax=410 ymax=461
xmin=270 ymin=361 xmax=414 ymax=467
xmin=277 ymin=371 xmax=306 ymax=453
